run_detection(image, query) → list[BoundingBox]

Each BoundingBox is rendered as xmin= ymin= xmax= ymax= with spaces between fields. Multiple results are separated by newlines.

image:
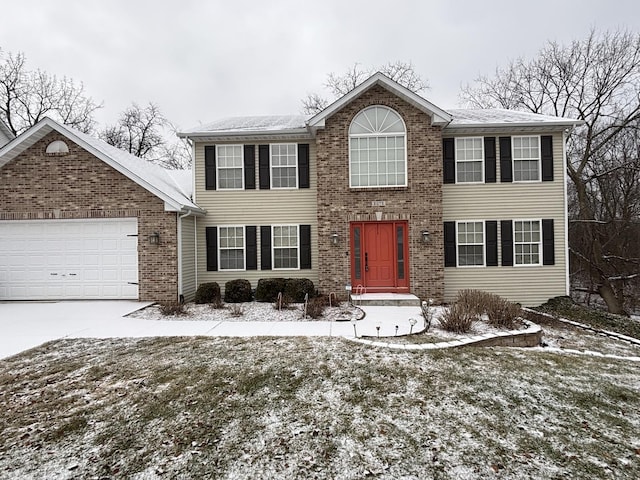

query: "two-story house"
xmin=179 ymin=73 xmax=578 ymax=306
xmin=0 ymin=73 xmax=577 ymax=306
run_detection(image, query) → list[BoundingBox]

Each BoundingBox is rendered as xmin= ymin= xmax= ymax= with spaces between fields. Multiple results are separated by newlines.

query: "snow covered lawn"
xmin=1 ymin=333 xmax=639 ymax=479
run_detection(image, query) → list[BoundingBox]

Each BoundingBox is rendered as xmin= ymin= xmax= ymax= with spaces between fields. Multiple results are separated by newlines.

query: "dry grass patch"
xmin=1 ymin=337 xmax=639 ymax=479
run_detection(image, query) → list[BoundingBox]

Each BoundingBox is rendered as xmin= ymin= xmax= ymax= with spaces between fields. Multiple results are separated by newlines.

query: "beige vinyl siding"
xmin=179 ymin=215 xmax=197 ymax=302
xmin=194 ymin=141 xmax=318 ymax=292
xmin=443 ymin=131 xmax=567 ymax=306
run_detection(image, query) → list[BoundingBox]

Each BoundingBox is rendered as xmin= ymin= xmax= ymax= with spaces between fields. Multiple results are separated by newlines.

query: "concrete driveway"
xmin=0 ymin=301 xmax=424 ymax=360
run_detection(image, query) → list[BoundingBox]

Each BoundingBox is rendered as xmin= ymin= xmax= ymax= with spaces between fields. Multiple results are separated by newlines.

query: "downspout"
xmin=563 ymin=126 xmax=576 ymax=297
xmin=177 ymin=210 xmax=194 ymax=303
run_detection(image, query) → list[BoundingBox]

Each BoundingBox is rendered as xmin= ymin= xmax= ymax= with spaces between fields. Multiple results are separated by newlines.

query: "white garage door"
xmin=0 ymin=218 xmax=139 ymax=300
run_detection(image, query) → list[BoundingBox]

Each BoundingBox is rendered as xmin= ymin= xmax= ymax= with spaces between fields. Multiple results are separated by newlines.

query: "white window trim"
xmin=455 ymin=137 xmax=485 ymax=184
xmin=456 ymin=220 xmax=485 ymax=268
xmin=348 ymin=106 xmax=408 ymax=189
xmin=269 ymin=143 xmax=298 ymax=190
xmin=272 ymin=224 xmax=300 ymax=270
xmin=218 ymin=224 xmax=246 ymax=271
xmin=216 ymin=144 xmax=244 ymax=190
xmin=512 ymin=135 xmax=542 ymax=183
xmin=513 ymin=218 xmax=542 ymax=267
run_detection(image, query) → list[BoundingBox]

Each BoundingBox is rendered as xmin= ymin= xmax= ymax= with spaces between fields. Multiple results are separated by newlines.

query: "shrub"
xmin=194 ymin=282 xmax=221 ymax=304
xmin=439 ymin=303 xmax=474 ymax=333
xmin=305 ymin=297 xmax=327 ymax=319
xmin=159 ymin=302 xmax=187 ymax=316
xmin=284 ymin=278 xmax=315 ymax=302
xmin=227 ymin=304 xmax=244 ymax=317
xmin=224 ymin=279 xmax=253 ymax=303
xmin=255 ymin=278 xmax=287 ymax=302
xmin=485 ymin=296 xmax=521 ymax=329
xmin=455 ymin=290 xmax=522 ymax=328
xmin=210 ymin=298 xmax=225 ymax=309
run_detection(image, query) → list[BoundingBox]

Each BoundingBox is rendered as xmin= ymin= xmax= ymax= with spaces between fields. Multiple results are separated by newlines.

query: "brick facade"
xmin=315 ymin=85 xmax=444 ymax=301
xmin=0 ymin=132 xmax=178 ymax=302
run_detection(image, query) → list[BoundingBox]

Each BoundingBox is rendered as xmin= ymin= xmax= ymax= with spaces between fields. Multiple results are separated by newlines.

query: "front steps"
xmin=350 ymin=293 xmax=421 ymax=307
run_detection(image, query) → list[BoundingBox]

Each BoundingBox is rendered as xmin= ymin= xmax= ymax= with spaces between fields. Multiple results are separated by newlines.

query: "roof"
xmin=0 ymin=117 xmax=204 ymax=215
xmin=0 ymin=119 xmax=15 ymax=145
xmin=307 ymin=72 xmax=453 ymax=128
xmin=179 ymin=73 xmax=580 ymax=139
xmin=445 ymin=108 xmax=580 ymax=129
xmin=180 ymin=115 xmax=310 ymax=137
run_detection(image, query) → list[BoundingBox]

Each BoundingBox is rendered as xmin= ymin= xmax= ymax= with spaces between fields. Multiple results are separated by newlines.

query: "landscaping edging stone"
xmin=347 ymin=320 xmax=542 ymax=350
xmin=522 ymin=307 xmax=640 ymax=347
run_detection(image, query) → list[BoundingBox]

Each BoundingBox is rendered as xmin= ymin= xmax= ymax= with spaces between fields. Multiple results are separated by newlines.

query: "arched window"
xmin=349 ymin=106 xmax=406 ymax=188
xmin=45 ymin=140 xmax=70 ymax=155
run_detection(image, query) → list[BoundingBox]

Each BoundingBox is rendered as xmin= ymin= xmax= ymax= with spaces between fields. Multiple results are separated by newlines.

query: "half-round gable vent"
xmin=45 ymin=140 xmax=70 ymax=154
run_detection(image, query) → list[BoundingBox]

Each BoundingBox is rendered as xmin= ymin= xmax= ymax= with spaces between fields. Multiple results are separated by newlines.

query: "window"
xmin=219 ymin=226 xmax=245 ymax=270
xmin=349 ymin=106 xmax=406 ymax=188
xmin=514 ymin=220 xmax=541 ymax=265
xmin=455 ymin=138 xmax=484 ymax=183
xmin=513 ymin=136 xmax=540 ymax=182
xmin=271 ymin=144 xmax=297 ymax=188
xmin=273 ymin=225 xmax=299 ymax=269
xmin=457 ymin=221 xmax=484 ymax=266
xmin=216 ymin=145 xmax=243 ymax=189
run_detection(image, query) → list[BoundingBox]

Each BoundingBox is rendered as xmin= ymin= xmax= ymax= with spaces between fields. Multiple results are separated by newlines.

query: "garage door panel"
xmin=0 ymin=219 xmax=139 ymax=300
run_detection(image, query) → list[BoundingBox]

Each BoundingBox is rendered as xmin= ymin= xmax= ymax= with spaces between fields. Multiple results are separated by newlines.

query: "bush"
xmin=273 ymin=294 xmax=294 ymax=311
xmin=194 ymin=282 xmax=221 ymax=304
xmin=305 ymin=297 xmax=327 ymax=319
xmin=227 ymin=304 xmax=244 ymax=317
xmin=255 ymin=278 xmax=287 ymax=302
xmin=485 ymin=296 xmax=521 ymax=329
xmin=224 ymin=279 xmax=253 ymax=303
xmin=284 ymin=278 xmax=315 ymax=302
xmin=455 ymin=290 xmax=521 ymax=328
xmin=439 ymin=303 xmax=474 ymax=333
xmin=159 ymin=302 xmax=187 ymax=316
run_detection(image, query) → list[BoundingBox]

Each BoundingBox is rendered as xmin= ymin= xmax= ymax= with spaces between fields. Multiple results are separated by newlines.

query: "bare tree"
xmin=461 ymin=28 xmax=640 ymax=314
xmin=0 ymin=50 xmax=100 ymax=135
xmin=100 ymin=102 xmax=191 ymax=169
xmin=302 ymin=61 xmax=428 ymax=114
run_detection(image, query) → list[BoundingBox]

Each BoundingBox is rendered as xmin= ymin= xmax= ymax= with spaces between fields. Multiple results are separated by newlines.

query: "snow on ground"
xmin=129 ymin=301 xmax=359 ymax=323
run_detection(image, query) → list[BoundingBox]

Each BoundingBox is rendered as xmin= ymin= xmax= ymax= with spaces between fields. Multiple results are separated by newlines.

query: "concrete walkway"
xmin=0 ymin=301 xmax=425 ymax=359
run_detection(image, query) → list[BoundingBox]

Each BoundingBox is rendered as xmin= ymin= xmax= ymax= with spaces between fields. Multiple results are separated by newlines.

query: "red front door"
xmin=350 ymin=221 xmax=409 ymax=292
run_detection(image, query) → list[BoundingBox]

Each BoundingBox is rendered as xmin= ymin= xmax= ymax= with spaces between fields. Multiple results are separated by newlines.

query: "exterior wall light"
xmin=331 ymin=232 xmax=339 ymax=246
xmin=148 ymin=232 xmax=160 ymax=245
xmin=421 ymin=230 xmax=430 ymax=244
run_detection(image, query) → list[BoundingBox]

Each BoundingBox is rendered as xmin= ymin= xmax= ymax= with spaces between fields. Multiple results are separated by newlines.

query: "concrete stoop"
xmin=350 ymin=293 xmax=421 ymax=307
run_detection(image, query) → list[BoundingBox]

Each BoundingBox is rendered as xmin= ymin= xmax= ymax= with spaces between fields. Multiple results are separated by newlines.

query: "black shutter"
xmin=541 ymin=136 xmax=554 ymax=182
xmin=259 ymin=145 xmax=270 ymax=189
xmin=485 ymin=221 xmax=498 ymax=266
xmin=205 ymin=146 xmax=216 ymax=190
xmin=246 ymin=226 xmax=257 ymax=270
xmin=443 ymin=138 xmax=455 ymax=184
xmin=499 ymin=137 xmax=512 ymax=183
xmin=484 ymin=137 xmax=497 ymax=183
xmin=300 ymin=224 xmax=311 ymax=269
xmin=501 ymin=220 xmax=513 ymax=266
xmin=244 ymin=145 xmax=256 ymax=189
xmin=444 ymin=221 xmax=456 ymax=267
xmin=298 ymin=144 xmax=310 ymax=189
xmin=260 ymin=225 xmax=272 ymax=270
xmin=206 ymin=226 xmax=218 ymax=271
xmin=542 ymin=219 xmax=555 ymax=265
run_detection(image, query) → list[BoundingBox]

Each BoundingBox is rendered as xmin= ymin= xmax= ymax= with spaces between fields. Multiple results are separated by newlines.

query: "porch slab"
xmin=350 ymin=293 xmax=421 ymax=307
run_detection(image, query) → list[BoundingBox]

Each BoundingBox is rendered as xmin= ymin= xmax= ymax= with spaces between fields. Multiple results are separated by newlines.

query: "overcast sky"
xmin=1 ymin=0 xmax=639 ymax=132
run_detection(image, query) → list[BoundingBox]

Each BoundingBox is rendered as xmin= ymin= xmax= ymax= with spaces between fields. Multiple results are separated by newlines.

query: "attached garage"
xmin=0 ymin=117 xmax=204 ymax=302
xmin=0 ymin=218 xmax=139 ymax=300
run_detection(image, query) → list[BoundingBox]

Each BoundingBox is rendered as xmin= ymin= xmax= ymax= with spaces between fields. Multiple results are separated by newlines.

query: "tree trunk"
xmin=598 ymin=281 xmax=627 ymax=316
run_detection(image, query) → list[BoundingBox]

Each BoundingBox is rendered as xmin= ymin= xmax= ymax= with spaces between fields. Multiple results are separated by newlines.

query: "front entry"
xmin=350 ymin=221 xmax=409 ymax=292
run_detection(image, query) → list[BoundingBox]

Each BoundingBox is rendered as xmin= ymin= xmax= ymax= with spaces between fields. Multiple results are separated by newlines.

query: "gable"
xmin=0 ymin=131 xmax=165 ymax=211
xmin=0 ymin=117 xmax=203 ymax=214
